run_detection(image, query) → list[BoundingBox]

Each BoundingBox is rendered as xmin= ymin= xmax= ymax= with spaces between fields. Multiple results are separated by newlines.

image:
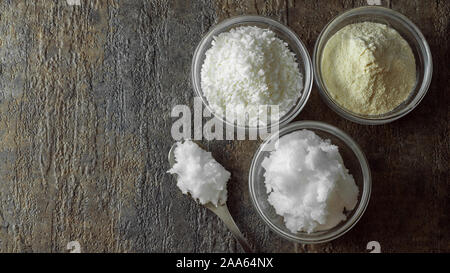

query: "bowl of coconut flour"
xmin=249 ymin=121 xmax=371 ymax=243
xmin=314 ymin=6 xmax=432 ymax=125
xmin=192 ymin=16 xmax=313 ymax=129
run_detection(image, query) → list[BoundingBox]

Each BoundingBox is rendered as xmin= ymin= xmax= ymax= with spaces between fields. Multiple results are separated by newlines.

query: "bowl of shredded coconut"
xmin=249 ymin=121 xmax=371 ymax=243
xmin=314 ymin=6 xmax=432 ymax=125
xmin=192 ymin=16 xmax=313 ymax=130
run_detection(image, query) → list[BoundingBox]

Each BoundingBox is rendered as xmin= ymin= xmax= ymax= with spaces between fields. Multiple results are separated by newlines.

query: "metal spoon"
xmin=168 ymin=142 xmax=253 ymax=253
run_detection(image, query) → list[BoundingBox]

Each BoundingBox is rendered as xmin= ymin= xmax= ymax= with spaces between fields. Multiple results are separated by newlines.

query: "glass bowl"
xmin=192 ymin=15 xmax=313 ymax=131
xmin=313 ymin=6 xmax=433 ymax=125
xmin=249 ymin=121 xmax=371 ymax=244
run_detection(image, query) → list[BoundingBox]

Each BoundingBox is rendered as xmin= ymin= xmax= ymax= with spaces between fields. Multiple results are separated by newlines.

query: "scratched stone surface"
xmin=0 ymin=0 xmax=448 ymax=253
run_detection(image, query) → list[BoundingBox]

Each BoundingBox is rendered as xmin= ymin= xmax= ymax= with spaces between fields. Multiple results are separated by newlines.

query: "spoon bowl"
xmin=168 ymin=141 xmax=253 ymax=253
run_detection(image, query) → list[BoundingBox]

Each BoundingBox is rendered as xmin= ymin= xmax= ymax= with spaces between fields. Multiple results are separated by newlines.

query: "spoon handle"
xmin=208 ymin=204 xmax=253 ymax=253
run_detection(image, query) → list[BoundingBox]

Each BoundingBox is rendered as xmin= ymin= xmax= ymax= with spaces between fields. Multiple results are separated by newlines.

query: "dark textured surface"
xmin=0 ymin=0 xmax=448 ymax=253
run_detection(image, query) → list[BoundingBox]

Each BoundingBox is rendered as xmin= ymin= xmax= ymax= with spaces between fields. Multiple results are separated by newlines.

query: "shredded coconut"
xmin=168 ymin=140 xmax=230 ymax=206
xmin=201 ymin=26 xmax=303 ymax=126
xmin=321 ymin=22 xmax=416 ymax=115
xmin=262 ymin=130 xmax=359 ymax=233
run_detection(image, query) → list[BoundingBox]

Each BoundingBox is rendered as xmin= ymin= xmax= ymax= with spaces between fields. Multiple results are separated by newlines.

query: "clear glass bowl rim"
xmin=313 ymin=6 xmax=433 ymax=125
xmin=191 ymin=15 xmax=313 ymax=131
xmin=248 ymin=121 xmax=372 ymax=244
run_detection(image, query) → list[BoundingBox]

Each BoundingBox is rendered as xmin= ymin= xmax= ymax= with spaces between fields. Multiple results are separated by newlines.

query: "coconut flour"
xmin=321 ymin=22 xmax=416 ymax=115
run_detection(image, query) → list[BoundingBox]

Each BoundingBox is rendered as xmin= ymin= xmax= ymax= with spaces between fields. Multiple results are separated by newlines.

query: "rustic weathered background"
xmin=0 ymin=0 xmax=448 ymax=253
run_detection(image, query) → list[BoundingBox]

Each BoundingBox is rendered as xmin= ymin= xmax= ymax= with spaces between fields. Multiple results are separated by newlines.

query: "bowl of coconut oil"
xmin=249 ymin=121 xmax=372 ymax=244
